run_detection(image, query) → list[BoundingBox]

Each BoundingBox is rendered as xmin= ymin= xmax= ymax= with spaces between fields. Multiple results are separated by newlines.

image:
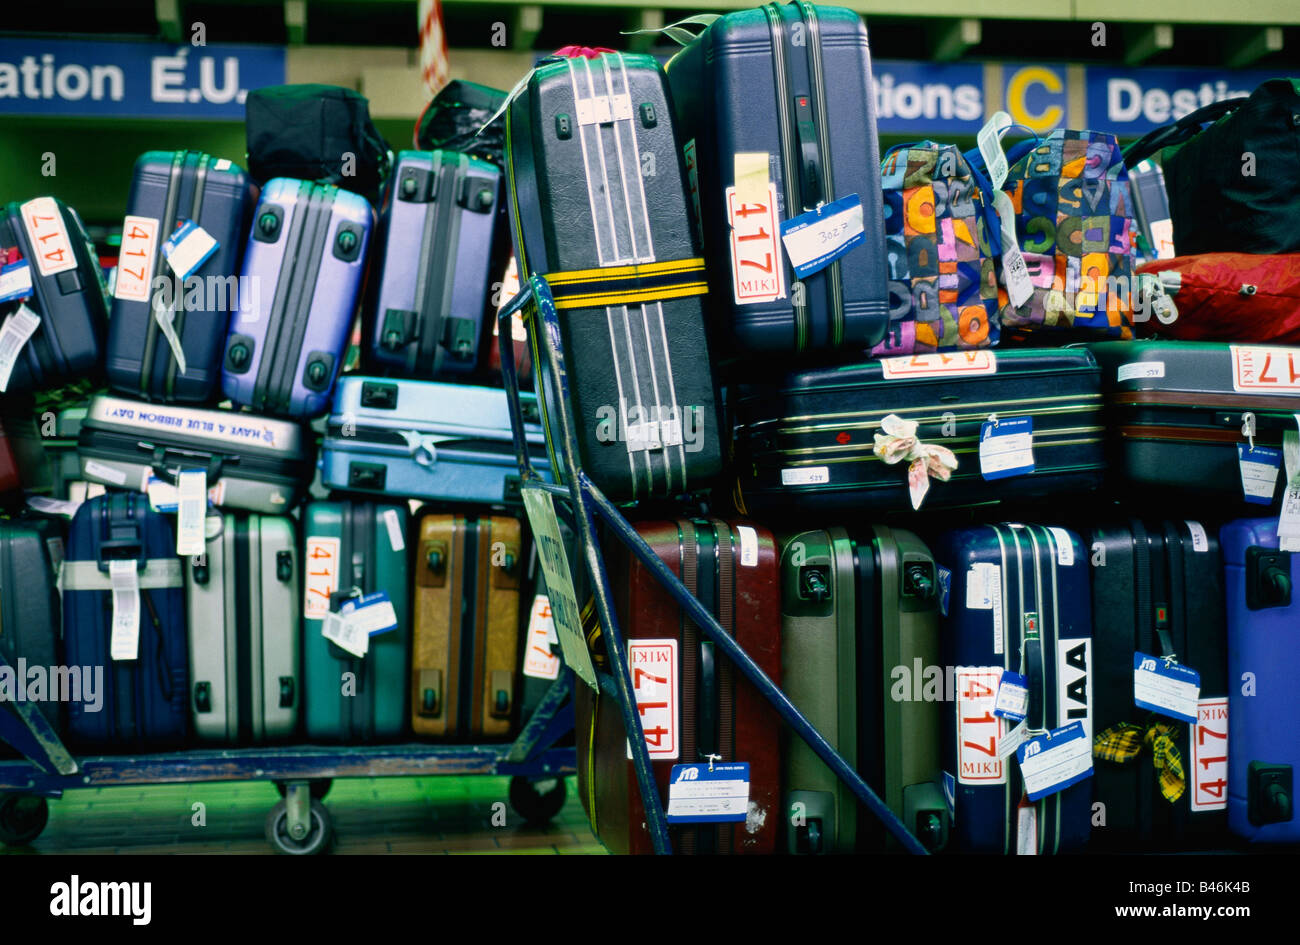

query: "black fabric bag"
xmin=1124 ymin=78 xmax=1300 ymax=256
xmin=414 ymin=80 xmax=508 ymax=169
xmin=245 ymin=84 xmax=390 ymax=200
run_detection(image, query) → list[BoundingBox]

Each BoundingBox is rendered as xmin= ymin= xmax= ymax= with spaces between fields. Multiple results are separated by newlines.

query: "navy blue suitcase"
xmin=665 ymin=1 xmax=888 ymax=356
xmin=1221 ymin=517 xmax=1300 ymax=843
xmin=934 ymin=523 xmax=1094 ymax=854
xmin=364 ymin=150 xmax=502 ymax=379
xmin=0 ymin=520 xmax=64 ymax=742
xmin=63 ymin=493 xmax=188 ymax=749
xmin=107 ymin=151 xmax=254 ymax=403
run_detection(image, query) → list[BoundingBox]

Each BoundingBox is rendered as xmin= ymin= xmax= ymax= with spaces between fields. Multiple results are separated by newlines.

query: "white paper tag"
xmin=665 ymin=762 xmax=751 ymax=824
xmin=626 ymin=638 xmax=679 ymax=760
xmin=1238 ymin=444 xmax=1281 ymax=503
xmin=152 ymin=296 xmax=188 ymax=375
xmin=997 ymin=719 xmax=1028 ymax=759
xmin=322 ymin=610 xmax=369 ymax=658
xmin=995 ymin=671 xmax=1030 ymax=723
xmin=976 ymin=111 xmax=1014 ymax=189
xmin=733 ymin=152 xmax=769 ymax=208
xmin=736 ymin=525 xmax=758 ymax=567
xmin=1016 ymin=721 xmax=1093 ymax=801
xmin=339 ymin=591 xmax=399 ymax=636
xmin=162 ymin=219 xmax=219 ymax=280
xmin=0 ymin=259 xmax=33 ymax=303
xmin=20 ymin=197 xmax=77 ymax=276
xmin=990 ymin=573 xmax=1004 ymax=655
xmin=726 ymin=182 xmax=786 ymax=305
xmin=992 ymin=191 xmax=1033 ymax=309
xmin=27 ymin=494 xmax=81 ymax=518
xmin=1117 ymin=361 xmax=1166 ymax=383
xmin=109 ymin=559 xmax=141 ymax=661
xmin=114 ymin=215 xmax=160 ymax=302
xmin=175 ymin=470 xmax=206 ymax=557
xmin=780 ymin=466 xmax=829 ymax=486
xmin=955 ymin=668 xmax=1005 ymax=784
xmin=1185 ymin=521 xmax=1209 ymax=553
xmin=83 ymin=458 xmax=128 ymax=486
xmin=1278 ymin=485 xmax=1300 ymax=548
xmin=45 ymin=536 xmax=64 ymax=573
xmin=1150 ymin=218 xmax=1176 ymax=259
xmin=1133 ymin=653 xmax=1201 ymax=723
xmin=1190 ymin=697 xmax=1228 ymax=812
xmin=522 ymin=594 xmax=562 ymax=680
xmin=0 ymin=303 xmax=41 ymax=392
xmin=1016 ymin=798 xmax=1038 ymax=856
xmin=979 ymin=416 xmax=1035 ymax=480
xmin=965 ymin=561 xmax=997 ymax=610
xmin=879 ymin=351 xmax=997 ymax=380
xmin=382 ymin=508 xmax=405 ymax=552
xmin=1047 ymin=527 xmax=1074 ymax=567
xmin=304 ymin=536 xmax=341 ymax=620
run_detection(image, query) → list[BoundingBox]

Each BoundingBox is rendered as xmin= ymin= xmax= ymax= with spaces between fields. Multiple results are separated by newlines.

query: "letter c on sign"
xmin=1006 ymin=66 xmax=1064 ymax=134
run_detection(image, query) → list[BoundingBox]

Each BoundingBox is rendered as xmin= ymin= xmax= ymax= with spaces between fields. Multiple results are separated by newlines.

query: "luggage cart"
xmin=495 ymin=274 xmax=931 ymax=855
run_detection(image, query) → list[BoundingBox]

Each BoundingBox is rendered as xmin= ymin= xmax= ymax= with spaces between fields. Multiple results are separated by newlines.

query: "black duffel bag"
xmin=1123 ymin=78 xmax=1300 ymax=257
xmin=414 ymin=79 xmax=509 ymax=169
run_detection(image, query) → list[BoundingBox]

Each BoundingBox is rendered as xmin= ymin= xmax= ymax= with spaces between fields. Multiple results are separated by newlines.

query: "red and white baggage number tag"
xmin=20 ymin=197 xmax=77 ymax=277
xmin=625 ymin=639 xmax=678 ymax=761
xmin=1231 ymin=345 xmax=1300 ymax=393
xmin=1190 ymin=697 xmax=1228 ymax=812
xmin=303 ymin=536 xmax=341 ymax=619
xmin=522 ymin=594 xmax=561 ymax=680
xmin=879 ymin=351 xmax=997 ymax=381
xmin=726 ymin=183 xmax=786 ymax=306
xmin=956 ymin=667 xmax=1005 ymax=784
xmin=114 ymin=216 xmax=160 ymax=303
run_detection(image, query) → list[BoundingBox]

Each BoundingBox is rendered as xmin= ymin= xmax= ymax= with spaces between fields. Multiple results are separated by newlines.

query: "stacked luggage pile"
xmin=1 ymin=1 xmax=1299 ymax=855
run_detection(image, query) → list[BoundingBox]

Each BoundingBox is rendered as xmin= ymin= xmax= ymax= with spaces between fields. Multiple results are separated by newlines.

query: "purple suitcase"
xmin=221 ymin=178 xmax=372 ymax=419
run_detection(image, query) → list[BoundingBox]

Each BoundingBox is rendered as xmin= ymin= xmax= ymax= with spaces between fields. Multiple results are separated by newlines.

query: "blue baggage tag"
xmin=979 ymin=416 xmax=1035 ymax=480
xmin=0 ymin=258 xmax=33 ymax=303
xmin=778 ymin=194 xmax=865 ymax=279
xmin=993 ymin=670 xmax=1029 ymax=722
xmin=162 ymin=219 xmax=219 ymax=280
xmin=1015 ymin=721 xmax=1093 ymax=801
xmin=340 ymin=591 xmax=399 ymax=636
xmin=1133 ymin=652 xmax=1201 ymax=724
xmin=1237 ymin=443 xmax=1281 ymax=505
xmin=936 ymin=565 xmax=952 ymax=617
xmin=665 ymin=762 xmax=750 ymax=824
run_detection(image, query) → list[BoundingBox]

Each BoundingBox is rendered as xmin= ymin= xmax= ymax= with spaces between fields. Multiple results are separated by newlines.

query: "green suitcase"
xmin=302 ymin=500 xmax=410 ymax=741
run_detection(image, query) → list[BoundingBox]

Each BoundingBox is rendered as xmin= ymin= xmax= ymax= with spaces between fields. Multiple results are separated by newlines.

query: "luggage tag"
xmin=994 ymin=670 xmax=1029 ymax=723
xmin=162 ymin=219 xmax=219 ymax=281
xmin=175 ymin=469 xmax=207 ymax=557
xmin=998 ymin=720 xmax=1028 ymax=760
xmin=979 ymin=414 xmax=1035 ymax=480
xmin=0 ymin=303 xmax=41 ymax=393
xmin=26 ymin=494 xmax=81 ymax=518
xmin=779 ymin=193 xmax=866 ymax=280
xmin=0 ymin=258 xmax=33 ymax=304
xmin=381 ymin=508 xmax=405 ymax=553
xmin=321 ymin=610 xmax=369 ymax=659
xmin=109 ymin=559 xmax=141 ymax=661
xmin=151 ymin=294 xmax=188 ymax=376
xmin=339 ymin=591 xmax=399 ymax=637
xmin=1015 ymin=794 xmax=1038 ymax=855
xmin=1015 ymin=720 xmax=1093 ymax=801
xmin=665 ymin=760 xmax=750 ymax=825
xmin=522 ymin=594 xmax=562 ymax=681
xmin=1237 ymin=442 xmax=1281 ymax=505
xmin=1133 ymin=652 xmax=1201 ymax=724
xmin=1278 ymin=419 xmax=1300 ymax=551
xmin=975 ymin=111 xmax=1033 ymax=309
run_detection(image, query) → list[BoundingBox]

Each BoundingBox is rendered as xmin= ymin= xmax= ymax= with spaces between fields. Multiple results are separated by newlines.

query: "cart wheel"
xmin=0 ymin=795 xmax=49 ymax=846
xmin=265 ymin=799 xmax=332 ymax=855
xmin=509 ymin=776 xmax=567 ymax=825
xmin=275 ymin=779 xmax=332 ymax=800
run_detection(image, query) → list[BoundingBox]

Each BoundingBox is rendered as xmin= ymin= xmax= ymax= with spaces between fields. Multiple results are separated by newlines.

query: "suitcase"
xmin=780 ymin=525 xmax=948 ymax=854
xmin=1128 ymin=159 xmax=1174 ymax=261
xmin=222 ymin=179 xmax=373 ymax=419
xmin=30 ymin=404 xmax=85 ymax=501
xmin=506 ymin=51 xmax=724 ymax=502
xmin=0 ymin=520 xmax=64 ymax=737
xmin=1086 ymin=519 xmax=1229 ymax=849
xmin=576 ymin=518 xmax=782 ymax=855
xmin=664 ymin=2 xmax=888 ymax=355
xmin=321 ymin=376 xmax=550 ymax=505
xmin=1221 ymin=517 xmax=1300 ymax=843
xmin=732 ymin=349 xmax=1105 ymax=514
xmin=186 ymin=513 xmax=300 ymax=743
xmin=0 ymin=197 xmax=108 ymax=395
xmin=76 ymin=395 xmax=313 ymax=515
xmin=62 ymin=493 xmax=188 ymax=749
xmin=107 ymin=151 xmax=255 ymax=403
xmin=0 ymin=419 xmax=19 ymax=495
xmin=411 ymin=512 xmax=521 ymax=739
xmin=1089 ymin=340 xmax=1300 ymax=506
xmin=364 ymin=150 xmax=502 ymax=379
xmin=301 ymin=500 xmax=410 ymax=742
xmin=933 ymin=523 xmax=1093 ymax=854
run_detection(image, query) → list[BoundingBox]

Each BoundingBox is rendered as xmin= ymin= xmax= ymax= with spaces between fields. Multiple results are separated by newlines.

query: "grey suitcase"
xmin=186 ymin=513 xmax=300 ymax=743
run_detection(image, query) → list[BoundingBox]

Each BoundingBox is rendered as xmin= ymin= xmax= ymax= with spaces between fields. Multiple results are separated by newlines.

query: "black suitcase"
xmin=1086 ymin=518 xmax=1229 ymax=850
xmin=0 ymin=197 xmax=108 ymax=396
xmin=732 ymin=349 xmax=1106 ymax=514
xmin=505 ymin=51 xmax=723 ymax=502
xmin=665 ymin=1 xmax=888 ymax=357
xmin=0 ymin=520 xmax=64 ymax=738
xmin=107 ymin=151 xmax=254 ymax=403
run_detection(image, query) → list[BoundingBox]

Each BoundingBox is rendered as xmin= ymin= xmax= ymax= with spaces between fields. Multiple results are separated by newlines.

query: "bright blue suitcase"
xmin=320 ymin=376 xmax=551 ymax=505
xmin=933 ymin=523 xmax=1094 ymax=854
xmin=1221 ymin=517 xmax=1300 ymax=843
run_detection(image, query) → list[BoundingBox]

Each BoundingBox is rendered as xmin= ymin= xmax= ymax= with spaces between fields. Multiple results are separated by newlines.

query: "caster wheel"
xmin=0 ymin=795 xmax=49 ymax=846
xmin=275 ymin=779 xmax=332 ymax=800
xmin=509 ymin=775 xmax=566 ymax=825
xmin=265 ymin=799 xmax=332 ymax=855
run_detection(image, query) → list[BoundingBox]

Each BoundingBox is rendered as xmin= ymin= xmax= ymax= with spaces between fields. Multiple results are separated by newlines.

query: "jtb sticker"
xmin=1133 ymin=653 xmax=1200 ymax=724
xmin=979 ymin=416 xmax=1035 ymax=480
xmin=779 ymin=194 xmax=865 ymax=279
xmin=665 ymin=763 xmax=750 ymax=824
xmin=1015 ymin=721 xmax=1093 ymax=801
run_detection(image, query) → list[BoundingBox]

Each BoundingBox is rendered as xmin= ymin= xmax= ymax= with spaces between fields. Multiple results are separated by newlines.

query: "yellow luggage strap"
xmin=542 ymin=258 xmax=709 ymax=311
xmin=1093 ymin=720 xmax=1186 ymax=803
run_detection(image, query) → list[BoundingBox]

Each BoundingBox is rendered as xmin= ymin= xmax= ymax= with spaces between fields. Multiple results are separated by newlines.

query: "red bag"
xmin=0 ymin=419 xmax=20 ymax=495
xmin=1136 ymin=253 xmax=1300 ymax=344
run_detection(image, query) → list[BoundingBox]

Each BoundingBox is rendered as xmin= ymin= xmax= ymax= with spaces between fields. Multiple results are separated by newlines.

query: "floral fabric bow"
xmin=873 ymin=414 xmax=959 ymax=510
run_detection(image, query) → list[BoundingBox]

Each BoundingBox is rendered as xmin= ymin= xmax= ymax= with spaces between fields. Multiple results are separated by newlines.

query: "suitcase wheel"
xmin=508 ymin=776 xmax=566 ymax=826
xmin=0 ymin=794 xmax=50 ymax=847
xmin=265 ymin=797 xmax=332 ymax=855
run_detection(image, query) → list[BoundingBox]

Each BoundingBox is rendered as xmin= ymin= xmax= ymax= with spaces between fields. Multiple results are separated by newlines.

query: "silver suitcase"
xmin=186 ymin=513 xmax=300 ymax=742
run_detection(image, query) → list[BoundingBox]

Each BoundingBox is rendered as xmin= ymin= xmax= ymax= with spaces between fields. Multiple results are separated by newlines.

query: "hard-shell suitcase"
xmin=222 ymin=179 xmax=373 ymax=419
xmin=0 ymin=197 xmax=108 ymax=395
xmin=1128 ymin=159 xmax=1174 ymax=261
xmin=22 ymin=404 xmax=85 ymax=501
xmin=0 ymin=520 xmax=64 ymax=737
xmin=411 ymin=512 xmax=521 ymax=739
xmin=934 ymin=523 xmax=1094 ymax=854
xmin=62 ymin=493 xmax=188 ymax=749
xmin=664 ymin=2 xmax=888 ymax=355
xmin=186 ymin=513 xmax=300 ymax=743
xmin=321 ymin=376 xmax=550 ymax=505
xmin=301 ymin=500 xmax=410 ymax=742
xmin=1221 ymin=517 xmax=1300 ymax=843
xmin=506 ymin=51 xmax=724 ymax=502
xmin=576 ymin=518 xmax=782 ymax=855
xmin=76 ymin=395 xmax=313 ymax=515
xmin=780 ymin=525 xmax=948 ymax=854
xmin=1086 ymin=519 xmax=1228 ymax=849
xmin=108 ymin=151 xmax=255 ymax=403
xmin=1089 ymin=340 xmax=1300 ymax=507
xmin=364 ymin=150 xmax=502 ymax=379
xmin=733 ymin=349 xmax=1105 ymax=514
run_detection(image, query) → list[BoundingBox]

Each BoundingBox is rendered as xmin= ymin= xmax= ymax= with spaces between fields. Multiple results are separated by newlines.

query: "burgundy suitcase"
xmin=576 ymin=518 xmax=782 ymax=855
xmin=0 ymin=419 xmax=19 ymax=495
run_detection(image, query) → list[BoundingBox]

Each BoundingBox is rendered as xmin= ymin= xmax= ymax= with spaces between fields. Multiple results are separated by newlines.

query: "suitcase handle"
xmin=146 ymin=444 xmax=228 ymax=485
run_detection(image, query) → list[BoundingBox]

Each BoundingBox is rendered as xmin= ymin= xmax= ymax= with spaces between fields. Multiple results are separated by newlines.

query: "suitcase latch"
xmin=194 ymin=682 xmax=212 ymax=714
xmin=1246 ymin=546 xmax=1292 ymax=610
xmin=419 ymin=670 xmax=443 ymax=717
xmin=279 ymin=676 xmax=295 ymax=709
xmin=276 ymin=550 xmax=293 ymax=583
xmin=489 ymin=670 xmax=513 ymax=719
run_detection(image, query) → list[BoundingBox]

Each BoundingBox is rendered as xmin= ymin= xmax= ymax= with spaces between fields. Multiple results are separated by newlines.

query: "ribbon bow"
xmin=873 ymin=414 xmax=958 ymax=510
xmin=1093 ymin=720 xmax=1186 ymax=804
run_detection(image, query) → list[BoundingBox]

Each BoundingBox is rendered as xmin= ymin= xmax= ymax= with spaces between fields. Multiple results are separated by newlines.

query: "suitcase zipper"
xmin=714 ymin=521 xmax=737 ymax=855
xmin=458 ymin=515 xmax=479 ymax=737
xmin=234 ymin=514 xmax=255 ymax=743
xmin=140 ymin=152 xmax=186 ymax=399
xmin=163 ymin=153 xmax=209 ymax=401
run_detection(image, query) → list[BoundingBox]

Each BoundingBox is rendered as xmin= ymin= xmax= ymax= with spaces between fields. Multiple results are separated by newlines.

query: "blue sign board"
xmin=1084 ymin=66 xmax=1278 ymax=136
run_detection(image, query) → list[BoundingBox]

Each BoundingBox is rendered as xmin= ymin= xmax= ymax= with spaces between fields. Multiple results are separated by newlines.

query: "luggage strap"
xmin=60 ymin=558 xmax=184 ymax=591
xmin=543 ymin=259 xmax=708 ymax=310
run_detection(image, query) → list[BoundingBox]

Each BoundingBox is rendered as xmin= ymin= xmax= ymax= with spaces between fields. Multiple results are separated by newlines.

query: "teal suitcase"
xmin=301 ymin=500 xmax=410 ymax=741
